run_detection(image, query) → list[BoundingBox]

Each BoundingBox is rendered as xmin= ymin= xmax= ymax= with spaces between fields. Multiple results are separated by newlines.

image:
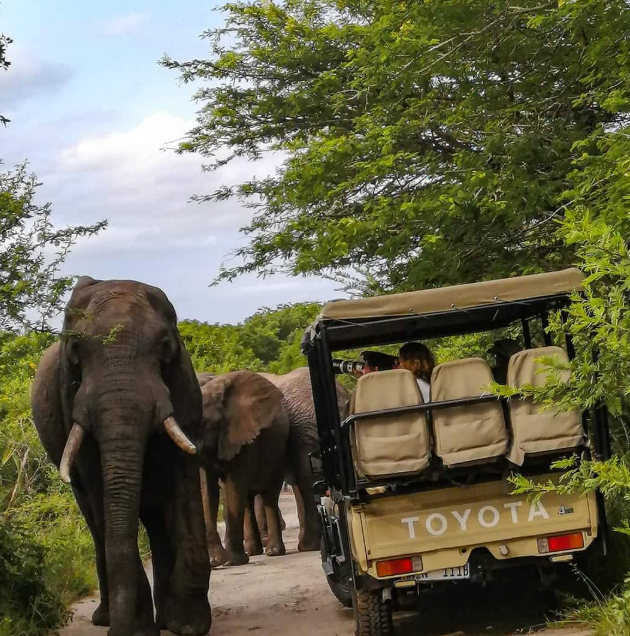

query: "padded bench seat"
xmin=506 ymin=346 xmax=587 ymax=466
xmin=352 ymin=369 xmax=431 ymax=480
xmin=431 ymin=358 xmax=508 ymax=467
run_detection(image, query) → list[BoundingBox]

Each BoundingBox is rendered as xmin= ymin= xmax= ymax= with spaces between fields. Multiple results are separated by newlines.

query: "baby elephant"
xmin=199 ymin=371 xmax=289 ymax=566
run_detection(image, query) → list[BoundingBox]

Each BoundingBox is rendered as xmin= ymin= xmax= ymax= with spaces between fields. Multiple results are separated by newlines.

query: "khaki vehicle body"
xmin=347 ymin=476 xmax=597 ymax=578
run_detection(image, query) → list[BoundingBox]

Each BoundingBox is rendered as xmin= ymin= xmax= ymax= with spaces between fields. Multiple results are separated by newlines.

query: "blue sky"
xmin=0 ymin=1 xmax=342 ymax=325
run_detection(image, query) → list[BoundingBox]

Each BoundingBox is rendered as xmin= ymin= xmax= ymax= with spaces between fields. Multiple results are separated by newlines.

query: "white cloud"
xmin=49 ymin=111 xmax=275 ymax=247
xmin=0 ymin=48 xmax=72 ymax=107
xmin=102 ymin=13 xmax=149 ymax=37
xmin=39 ymin=111 xmax=342 ymax=325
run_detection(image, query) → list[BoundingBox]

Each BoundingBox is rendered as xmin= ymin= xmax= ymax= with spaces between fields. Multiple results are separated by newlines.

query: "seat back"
xmin=506 ymin=346 xmax=585 ymax=466
xmin=352 ymin=369 xmax=430 ymax=480
xmin=431 ymin=358 xmax=508 ymax=467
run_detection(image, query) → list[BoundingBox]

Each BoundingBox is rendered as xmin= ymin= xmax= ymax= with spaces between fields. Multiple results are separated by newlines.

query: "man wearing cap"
xmin=358 ymin=350 xmax=399 ymax=375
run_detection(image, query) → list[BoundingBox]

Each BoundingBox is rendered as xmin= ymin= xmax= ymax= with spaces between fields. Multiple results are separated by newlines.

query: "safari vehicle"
xmin=302 ymin=269 xmax=610 ymax=636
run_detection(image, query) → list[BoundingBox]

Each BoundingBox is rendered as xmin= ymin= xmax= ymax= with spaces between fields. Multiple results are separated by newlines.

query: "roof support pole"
xmin=521 ymin=318 xmax=532 ymax=348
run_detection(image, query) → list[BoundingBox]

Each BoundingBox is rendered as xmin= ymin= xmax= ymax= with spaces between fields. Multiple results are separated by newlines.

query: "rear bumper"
xmin=347 ymin=475 xmax=598 ymax=581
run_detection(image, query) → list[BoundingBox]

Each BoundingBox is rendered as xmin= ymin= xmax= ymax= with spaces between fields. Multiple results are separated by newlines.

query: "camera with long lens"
xmin=332 ymin=359 xmax=364 ymax=375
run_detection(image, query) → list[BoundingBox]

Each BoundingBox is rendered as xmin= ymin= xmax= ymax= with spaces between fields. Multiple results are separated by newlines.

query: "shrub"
xmin=0 ymin=334 xmax=97 ymax=635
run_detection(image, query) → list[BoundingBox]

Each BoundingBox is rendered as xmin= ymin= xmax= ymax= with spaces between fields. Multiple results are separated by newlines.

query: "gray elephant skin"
xmin=30 ymin=277 xmax=211 ymax=636
xmin=260 ymin=367 xmax=349 ymax=552
xmin=198 ymin=371 xmax=289 ymax=567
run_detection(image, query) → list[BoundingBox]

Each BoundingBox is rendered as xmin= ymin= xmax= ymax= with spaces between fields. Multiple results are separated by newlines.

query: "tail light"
xmin=376 ymin=556 xmax=423 ymax=577
xmin=538 ymin=532 xmax=584 ymax=554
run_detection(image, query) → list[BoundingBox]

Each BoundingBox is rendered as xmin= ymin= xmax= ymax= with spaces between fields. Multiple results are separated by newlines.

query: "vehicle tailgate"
xmin=355 ymin=476 xmax=596 ymax=565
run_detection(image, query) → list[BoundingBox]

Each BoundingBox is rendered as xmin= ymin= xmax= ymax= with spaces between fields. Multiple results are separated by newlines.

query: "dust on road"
xmin=61 ymin=493 xmax=590 ymax=636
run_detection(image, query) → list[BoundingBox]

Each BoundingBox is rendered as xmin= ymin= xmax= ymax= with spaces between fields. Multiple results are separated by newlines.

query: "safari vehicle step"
xmin=303 ymin=269 xmax=611 ymax=636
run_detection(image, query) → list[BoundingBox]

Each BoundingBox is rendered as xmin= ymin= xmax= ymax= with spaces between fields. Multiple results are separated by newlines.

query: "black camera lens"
xmin=332 ymin=359 xmax=364 ymax=375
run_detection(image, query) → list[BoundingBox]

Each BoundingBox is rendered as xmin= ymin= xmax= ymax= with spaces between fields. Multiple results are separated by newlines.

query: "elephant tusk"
xmin=60 ymin=423 xmax=85 ymax=484
xmin=164 ymin=416 xmax=197 ymax=455
xmin=199 ymin=467 xmax=212 ymax=534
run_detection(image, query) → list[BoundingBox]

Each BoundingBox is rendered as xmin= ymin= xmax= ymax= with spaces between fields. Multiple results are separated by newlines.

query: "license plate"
xmin=416 ymin=564 xmax=470 ymax=582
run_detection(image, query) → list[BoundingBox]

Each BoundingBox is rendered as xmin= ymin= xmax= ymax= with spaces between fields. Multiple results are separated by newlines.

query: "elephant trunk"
xmin=98 ymin=397 xmax=148 ymax=632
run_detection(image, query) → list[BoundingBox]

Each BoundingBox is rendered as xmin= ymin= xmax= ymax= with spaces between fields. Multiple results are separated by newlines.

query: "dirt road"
xmin=62 ymin=493 xmax=590 ymax=636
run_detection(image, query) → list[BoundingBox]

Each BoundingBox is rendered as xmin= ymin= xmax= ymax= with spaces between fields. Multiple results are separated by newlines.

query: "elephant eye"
xmin=66 ymin=338 xmax=80 ymax=368
xmin=159 ymin=336 xmax=175 ymax=364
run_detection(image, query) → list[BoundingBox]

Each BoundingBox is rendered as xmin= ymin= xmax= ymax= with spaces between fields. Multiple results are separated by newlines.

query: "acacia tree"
xmin=0 ymin=165 xmax=105 ymax=331
xmin=164 ymin=0 xmax=630 ymax=293
xmin=0 ymin=9 xmax=105 ymax=330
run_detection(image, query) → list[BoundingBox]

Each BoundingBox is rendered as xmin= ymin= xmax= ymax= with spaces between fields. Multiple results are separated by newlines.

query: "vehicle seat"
xmin=431 ymin=358 xmax=508 ymax=467
xmin=506 ymin=346 xmax=586 ymax=466
xmin=351 ymin=369 xmax=430 ymax=480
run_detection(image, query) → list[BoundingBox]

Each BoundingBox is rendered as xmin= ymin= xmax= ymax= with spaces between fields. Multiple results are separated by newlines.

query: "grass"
xmin=0 ymin=495 xmax=96 ymax=636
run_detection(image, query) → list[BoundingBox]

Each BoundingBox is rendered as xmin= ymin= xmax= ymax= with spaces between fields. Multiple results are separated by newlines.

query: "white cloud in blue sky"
xmin=0 ymin=0 xmax=344 ymax=326
xmin=102 ymin=12 xmax=149 ymax=37
xmin=0 ymin=46 xmax=73 ymax=107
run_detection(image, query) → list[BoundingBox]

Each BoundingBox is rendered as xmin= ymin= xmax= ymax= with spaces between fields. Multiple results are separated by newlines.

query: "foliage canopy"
xmin=180 ymin=302 xmax=320 ymax=374
xmin=0 ymin=334 xmax=96 ymax=636
xmin=0 ymin=165 xmax=105 ymax=332
xmin=165 ymin=0 xmax=630 ymax=294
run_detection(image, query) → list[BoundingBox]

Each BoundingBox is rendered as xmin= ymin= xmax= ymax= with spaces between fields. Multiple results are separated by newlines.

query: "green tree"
xmin=240 ymin=303 xmax=320 ymax=364
xmin=179 ymin=320 xmax=262 ymax=373
xmin=179 ymin=302 xmax=320 ymax=374
xmin=0 ymin=333 xmax=97 ymax=636
xmin=0 ymin=164 xmax=105 ymax=331
xmin=164 ymin=0 xmax=630 ymax=293
xmin=0 ymin=14 xmax=105 ymax=632
xmin=1 ymin=10 xmax=103 ymax=329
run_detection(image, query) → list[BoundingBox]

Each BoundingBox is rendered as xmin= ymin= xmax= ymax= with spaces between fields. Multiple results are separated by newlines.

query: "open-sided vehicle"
xmin=302 ymin=269 xmax=610 ymax=636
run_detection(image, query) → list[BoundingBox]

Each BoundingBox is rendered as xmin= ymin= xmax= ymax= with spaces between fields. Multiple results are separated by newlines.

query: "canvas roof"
xmin=319 ymin=268 xmax=583 ymax=322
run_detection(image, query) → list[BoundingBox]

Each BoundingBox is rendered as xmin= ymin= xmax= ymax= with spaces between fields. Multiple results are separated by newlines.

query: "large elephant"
xmin=259 ymin=367 xmax=350 ymax=552
xmin=30 ymin=277 xmax=211 ymax=636
xmin=198 ymin=371 xmax=289 ymax=567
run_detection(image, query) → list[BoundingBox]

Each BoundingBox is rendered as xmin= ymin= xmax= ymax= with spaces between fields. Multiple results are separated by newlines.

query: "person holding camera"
xmin=355 ymin=350 xmax=398 ymax=376
xmin=397 ymin=341 xmax=435 ymax=402
xmin=332 ymin=351 xmax=398 ymax=376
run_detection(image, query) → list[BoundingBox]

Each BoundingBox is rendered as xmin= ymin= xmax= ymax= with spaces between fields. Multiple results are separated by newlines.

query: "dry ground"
xmin=61 ymin=493 xmax=591 ymax=636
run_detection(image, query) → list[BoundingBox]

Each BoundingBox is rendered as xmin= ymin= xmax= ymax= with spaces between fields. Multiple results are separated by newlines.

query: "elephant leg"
xmin=293 ymin=481 xmax=320 ymax=552
xmin=140 ymin=508 xmax=174 ymax=630
xmin=262 ymin=487 xmax=286 ymax=557
xmin=254 ymin=494 xmax=268 ymax=547
xmin=244 ymin=496 xmax=264 ymax=557
xmin=224 ymin=475 xmax=249 ymax=566
xmin=278 ymin=502 xmax=287 ymax=532
xmin=163 ymin=459 xmax=212 ymax=636
xmin=286 ymin=425 xmax=321 ymax=552
xmin=205 ymin=474 xmax=229 ymax=567
xmin=72 ymin=482 xmax=110 ymax=627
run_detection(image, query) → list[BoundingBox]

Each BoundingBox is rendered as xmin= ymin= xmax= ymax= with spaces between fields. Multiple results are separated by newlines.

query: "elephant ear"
xmin=31 ymin=342 xmax=67 ymax=466
xmin=59 ymin=276 xmax=104 ymax=421
xmin=217 ymin=371 xmax=284 ymax=462
xmin=142 ymin=283 xmax=203 ymax=435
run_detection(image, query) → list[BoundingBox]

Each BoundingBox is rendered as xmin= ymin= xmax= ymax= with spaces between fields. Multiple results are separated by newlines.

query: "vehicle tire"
xmin=320 ymin=537 xmax=353 ymax=608
xmin=326 ymin=574 xmax=353 ymax=608
xmin=355 ymin=589 xmax=393 ymax=636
